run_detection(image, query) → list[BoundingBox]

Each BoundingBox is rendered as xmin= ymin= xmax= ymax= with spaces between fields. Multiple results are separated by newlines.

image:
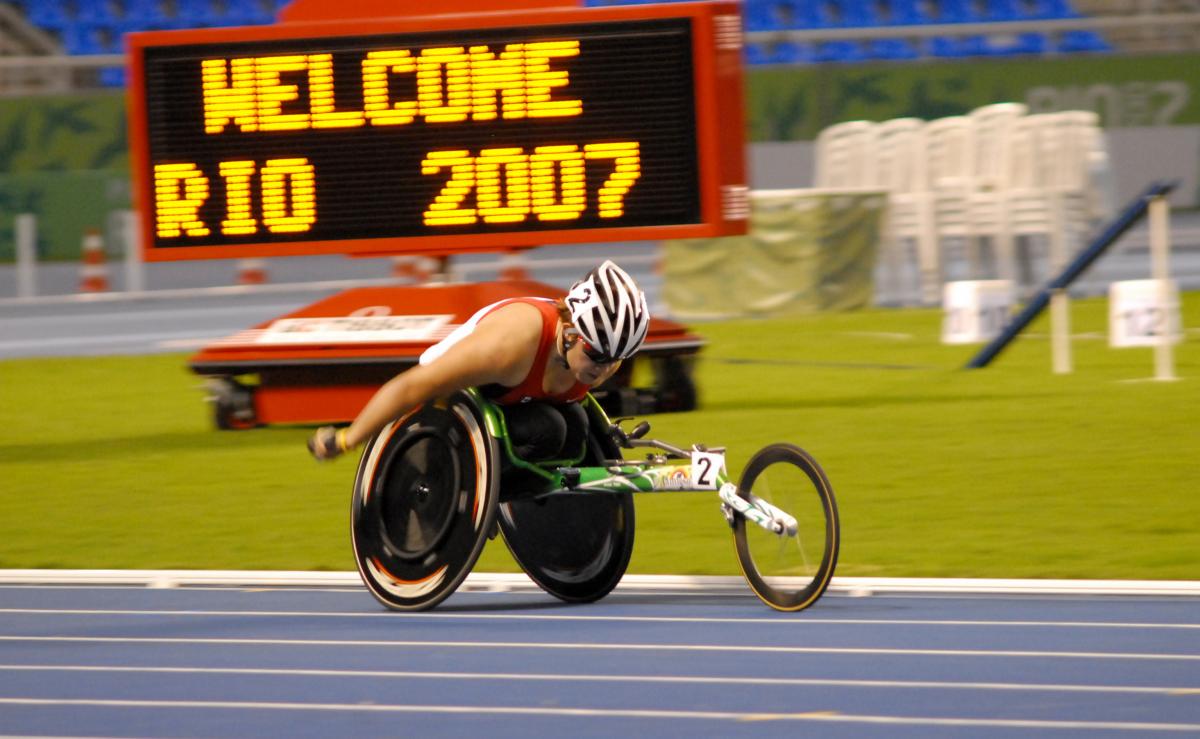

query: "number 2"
xmin=691 ymin=450 xmax=724 ymax=490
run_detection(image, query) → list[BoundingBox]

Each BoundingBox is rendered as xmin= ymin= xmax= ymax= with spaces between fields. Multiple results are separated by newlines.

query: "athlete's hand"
xmin=307 ymin=426 xmax=348 ymax=461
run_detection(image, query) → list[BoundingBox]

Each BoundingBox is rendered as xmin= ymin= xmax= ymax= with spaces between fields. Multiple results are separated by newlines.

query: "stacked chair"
xmin=812 ymin=105 xmax=1115 ymax=304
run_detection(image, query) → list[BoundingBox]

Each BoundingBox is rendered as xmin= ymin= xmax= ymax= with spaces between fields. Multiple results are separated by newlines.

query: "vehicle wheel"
xmin=733 ymin=443 xmax=839 ymax=611
xmin=497 ymin=404 xmax=635 ymax=603
xmin=208 ymin=377 xmax=257 ymax=430
xmin=351 ymin=392 xmax=500 ymax=611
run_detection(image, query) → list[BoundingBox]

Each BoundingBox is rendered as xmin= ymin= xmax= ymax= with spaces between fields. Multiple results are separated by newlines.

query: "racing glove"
xmin=308 ymin=426 xmax=350 ymax=461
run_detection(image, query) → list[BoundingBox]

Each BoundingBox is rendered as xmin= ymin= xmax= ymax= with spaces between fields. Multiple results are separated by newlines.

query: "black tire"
xmin=351 ymin=392 xmax=500 ymax=611
xmin=208 ymin=377 xmax=257 ymax=430
xmin=733 ymin=443 xmax=839 ymax=612
xmin=497 ymin=406 xmax=635 ymax=603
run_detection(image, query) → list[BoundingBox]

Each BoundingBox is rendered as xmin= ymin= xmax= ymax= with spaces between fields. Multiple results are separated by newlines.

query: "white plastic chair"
xmin=969 ymin=102 xmax=1028 ymax=192
xmin=924 ymin=116 xmax=977 ymax=282
xmin=1050 ymin=110 xmax=1112 ymax=226
xmin=1003 ymin=112 xmax=1096 ymax=288
xmin=813 ymin=120 xmax=878 ymax=189
xmin=968 ymin=102 xmax=1027 ymax=282
xmin=873 ymin=117 xmax=937 ymax=304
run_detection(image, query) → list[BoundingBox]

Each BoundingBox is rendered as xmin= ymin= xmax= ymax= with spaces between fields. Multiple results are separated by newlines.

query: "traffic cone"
xmin=78 ymin=228 xmax=110 ymax=292
xmin=236 ymin=258 xmax=267 ymax=285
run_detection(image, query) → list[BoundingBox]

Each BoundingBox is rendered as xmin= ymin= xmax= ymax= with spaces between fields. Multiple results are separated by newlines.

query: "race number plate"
xmin=690 ymin=449 xmax=726 ymax=489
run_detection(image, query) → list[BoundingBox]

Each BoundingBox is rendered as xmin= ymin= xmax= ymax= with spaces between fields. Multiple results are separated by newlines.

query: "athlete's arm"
xmin=309 ymin=303 xmax=542 ymax=459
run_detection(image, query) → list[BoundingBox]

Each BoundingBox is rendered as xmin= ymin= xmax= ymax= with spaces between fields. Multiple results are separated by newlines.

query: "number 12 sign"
xmin=126 ymin=2 xmax=748 ymax=261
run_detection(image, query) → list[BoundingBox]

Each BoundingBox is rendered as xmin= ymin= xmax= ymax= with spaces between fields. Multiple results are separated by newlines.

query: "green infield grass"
xmin=2 ymin=294 xmax=1198 ymax=580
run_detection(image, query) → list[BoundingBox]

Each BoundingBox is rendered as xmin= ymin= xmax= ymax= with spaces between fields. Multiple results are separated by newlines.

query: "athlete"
xmin=308 ymin=260 xmax=650 ymax=461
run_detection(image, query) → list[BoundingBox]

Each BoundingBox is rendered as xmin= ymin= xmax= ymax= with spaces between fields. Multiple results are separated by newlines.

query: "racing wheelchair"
xmin=350 ymin=388 xmax=839 ymax=612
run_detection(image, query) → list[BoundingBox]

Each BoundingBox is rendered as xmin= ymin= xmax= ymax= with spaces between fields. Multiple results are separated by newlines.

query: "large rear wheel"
xmin=497 ymin=405 xmax=634 ymax=603
xmin=733 ymin=443 xmax=839 ymax=612
xmin=351 ymin=392 xmax=499 ymax=611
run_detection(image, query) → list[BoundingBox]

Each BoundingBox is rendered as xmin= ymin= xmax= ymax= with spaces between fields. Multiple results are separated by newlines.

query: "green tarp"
xmin=663 ymin=190 xmax=885 ymax=319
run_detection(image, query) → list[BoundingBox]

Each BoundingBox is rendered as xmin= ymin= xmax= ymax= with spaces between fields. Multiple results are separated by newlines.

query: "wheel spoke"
xmin=733 ymin=443 xmax=839 ymax=612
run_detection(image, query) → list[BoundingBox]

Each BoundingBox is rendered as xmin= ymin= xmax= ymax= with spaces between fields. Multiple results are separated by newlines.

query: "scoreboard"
xmin=127 ymin=2 xmax=748 ymax=261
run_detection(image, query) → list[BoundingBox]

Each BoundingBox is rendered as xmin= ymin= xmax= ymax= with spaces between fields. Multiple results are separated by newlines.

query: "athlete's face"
xmin=566 ymin=339 xmax=619 ymax=385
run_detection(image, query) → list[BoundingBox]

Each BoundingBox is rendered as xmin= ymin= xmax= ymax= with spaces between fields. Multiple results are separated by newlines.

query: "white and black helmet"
xmin=565 ymin=260 xmax=650 ymax=361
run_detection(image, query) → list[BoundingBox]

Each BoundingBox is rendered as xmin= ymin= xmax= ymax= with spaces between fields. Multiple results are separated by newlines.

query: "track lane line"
xmin=0 ymin=697 xmax=1196 ymax=732
xmin=0 ymin=664 xmax=1194 ymax=695
xmin=1 ymin=608 xmax=1197 ymax=630
xmin=1 ymin=636 xmax=1196 ymax=661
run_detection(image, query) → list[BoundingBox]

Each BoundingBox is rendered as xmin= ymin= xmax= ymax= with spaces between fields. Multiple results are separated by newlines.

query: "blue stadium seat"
xmin=221 ymin=0 xmax=275 ymax=25
xmin=100 ymin=67 xmax=127 ymax=88
xmin=745 ymin=40 xmax=813 ymax=65
xmin=834 ymin=0 xmax=885 ymax=27
xmin=798 ymin=0 xmax=838 ymax=28
xmin=743 ymin=1 xmax=785 ymax=32
xmin=983 ymin=0 xmax=1025 ymax=21
xmin=868 ymin=38 xmax=921 ymax=59
xmin=121 ymin=0 xmax=174 ymax=30
xmin=813 ymin=40 xmax=868 ymax=62
xmin=1057 ymin=29 xmax=1113 ymax=52
xmin=885 ymin=0 xmax=934 ymax=25
xmin=59 ymin=25 xmax=116 ymax=55
xmin=175 ymin=0 xmax=221 ymax=27
xmin=930 ymin=0 xmax=983 ymax=23
xmin=928 ymin=34 xmax=990 ymax=56
xmin=28 ymin=0 xmax=73 ymax=30
xmin=76 ymin=2 xmax=123 ymax=27
xmin=987 ymin=31 xmax=1050 ymax=55
xmin=1027 ymin=0 xmax=1080 ymax=19
xmin=743 ymin=1 xmax=817 ymax=31
xmin=780 ymin=0 xmax=826 ymax=29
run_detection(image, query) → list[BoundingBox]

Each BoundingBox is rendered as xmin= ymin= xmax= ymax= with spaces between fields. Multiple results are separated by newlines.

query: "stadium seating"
xmin=586 ymin=0 xmax=1111 ymax=64
xmin=16 ymin=0 xmax=1113 ymax=71
xmin=9 ymin=0 xmax=284 ymax=86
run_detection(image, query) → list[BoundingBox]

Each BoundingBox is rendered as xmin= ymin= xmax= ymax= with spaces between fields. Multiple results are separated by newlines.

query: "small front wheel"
xmin=732 ymin=443 xmax=839 ymax=612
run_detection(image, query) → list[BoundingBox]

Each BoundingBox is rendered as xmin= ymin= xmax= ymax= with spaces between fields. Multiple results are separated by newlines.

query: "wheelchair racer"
xmin=308 ymin=259 xmax=650 ymax=462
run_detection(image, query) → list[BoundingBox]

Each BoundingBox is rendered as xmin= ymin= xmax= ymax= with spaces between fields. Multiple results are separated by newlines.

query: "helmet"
xmin=564 ymin=260 xmax=650 ymax=361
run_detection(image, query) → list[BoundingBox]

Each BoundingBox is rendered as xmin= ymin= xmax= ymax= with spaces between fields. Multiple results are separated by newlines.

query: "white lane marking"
xmin=0 ymin=330 xmax=225 ymax=350
xmin=1 ymin=636 xmax=1196 ymax=661
xmin=0 ymin=698 xmax=1196 ymax=732
xmin=1 ymin=608 xmax=1197 ymax=630
xmin=0 ymin=664 xmax=1193 ymax=696
xmin=3 ymin=572 xmax=1199 ymax=597
xmin=843 ymin=331 xmax=914 ymax=340
xmin=155 ymin=338 xmax=223 ymax=349
xmin=7 ymin=304 xmax=300 ymax=325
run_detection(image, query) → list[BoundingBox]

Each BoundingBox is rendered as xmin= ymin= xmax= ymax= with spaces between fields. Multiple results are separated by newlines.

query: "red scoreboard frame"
xmin=126 ymin=2 xmax=748 ymax=262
